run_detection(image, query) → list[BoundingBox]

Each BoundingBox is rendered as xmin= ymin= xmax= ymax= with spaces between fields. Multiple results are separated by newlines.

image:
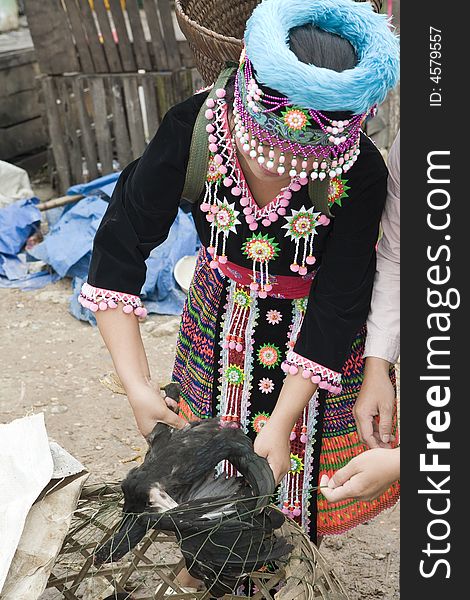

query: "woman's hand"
xmin=254 ymin=421 xmax=291 ymax=485
xmin=127 ymin=381 xmax=187 ymax=438
xmin=353 ymin=357 xmax=396 ymax=449
xmin=320 ymin=447 xmax=400 ymax=503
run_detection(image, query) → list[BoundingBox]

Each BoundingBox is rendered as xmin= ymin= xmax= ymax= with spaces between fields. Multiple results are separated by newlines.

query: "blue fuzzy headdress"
xmin=244 ymin=0 xmax=400 ymax=114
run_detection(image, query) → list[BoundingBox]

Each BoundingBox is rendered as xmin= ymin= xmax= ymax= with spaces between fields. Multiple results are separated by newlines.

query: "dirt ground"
xmin=0 ymin=279 xmax=399 ymax=600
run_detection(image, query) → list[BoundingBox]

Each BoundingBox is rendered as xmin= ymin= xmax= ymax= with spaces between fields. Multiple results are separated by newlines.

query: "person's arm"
xmin=82 ymin=95 xmax=205 ymax=436
xmin=255 ymin=141 xmax=388 ymax=482
xmin=320 ymin=447 xmax=400 ymax=502
xmin=355 ymin=132 xmax=400 ymax=448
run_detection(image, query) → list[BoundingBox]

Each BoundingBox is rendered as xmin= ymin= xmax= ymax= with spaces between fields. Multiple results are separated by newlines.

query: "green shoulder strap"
xmin=308 ymin=178 xmax=334 ymax=217
xmin=182 ymin=65 xmax=237 ymax=204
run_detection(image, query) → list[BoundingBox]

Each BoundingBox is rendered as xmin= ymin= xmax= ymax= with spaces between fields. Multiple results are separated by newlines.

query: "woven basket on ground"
xmin=175 ymin=0 xmax=384 ymax=86
xmin=45 ymin=483 xmax=348 ymax=600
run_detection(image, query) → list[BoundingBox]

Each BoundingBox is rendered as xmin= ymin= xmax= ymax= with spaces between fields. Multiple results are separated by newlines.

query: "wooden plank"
xmin=122 ymin=77 xmax=146 ymax=157
xmin=0 ymin=47 xmax=36 ymax=70
xmin=155 ymin=72 xmax=174 ymax=116
xmin=72 ymin=78 xmax=99 ymax=181
xmin=23 ymin=0 xmax=79 ymax=74
xmin=141 ymin=75 xmax=159 ymax=140
xmin=62 ymin=0 xmax=95 ymax=74
xmin=0 ymin=117 xmax=48 ymax=160
xmin=94 ymin=0 xmax=122 ymax=73
xmin=143 ymin=0 xmax=169 ymax=70
xmin=108 ymin=0 xmax=136 ymax=72
xmin=89 ymin=77 xmax=114 ymax=175
xmin=109 ymin=77 xmax=133 ymax=168
xmin=39 ymin=77 xmax=71 ymax=191
xmin=14 ymin=149 xmax=49 ymax=175
xmin=57 ymin=78 xmax=83 ymax=184
xmin=78 ymin=0 xmax=108 ymax=73
xmin=157 ymin=0 xmax=181 ymax=70
xmin=0 ymin=89 xmax=43 ymax=127
xmin=0 ymin=62 xmax=39 ymax=97
xmin=126 ymin=0 xmax=152 ymax=71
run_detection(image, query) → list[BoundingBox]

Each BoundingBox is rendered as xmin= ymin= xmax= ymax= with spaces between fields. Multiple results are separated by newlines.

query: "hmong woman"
xmin=80 ymin=0 xmax=400 ymax=572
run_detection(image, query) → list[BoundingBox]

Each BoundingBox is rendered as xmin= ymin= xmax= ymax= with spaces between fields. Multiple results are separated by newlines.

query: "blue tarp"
xmin=0 ymin=174 xmax=198 ymax=321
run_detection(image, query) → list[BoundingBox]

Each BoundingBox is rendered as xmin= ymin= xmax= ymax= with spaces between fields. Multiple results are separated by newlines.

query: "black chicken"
xmin=95 ymin=389 xmax=292 ymax=597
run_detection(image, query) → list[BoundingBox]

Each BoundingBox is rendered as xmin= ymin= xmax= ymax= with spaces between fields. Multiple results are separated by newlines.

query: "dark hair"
xmin=289 ymin=24 xmax=357 ymax=72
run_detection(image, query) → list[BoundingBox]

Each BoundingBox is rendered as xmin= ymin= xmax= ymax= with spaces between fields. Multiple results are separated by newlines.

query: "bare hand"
xmin=320 ymin=447 xmax=400 ymax=503
xmin=353 ymin=358 xmax=396 ymax=449
xmin=127 ymin=382 xmax=186 ymax=437
xmin=254 ymin=422 xmax=291 ymax=485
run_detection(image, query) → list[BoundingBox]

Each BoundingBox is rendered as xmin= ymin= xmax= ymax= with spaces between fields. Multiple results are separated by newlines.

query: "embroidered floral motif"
xmin=282 ymin=207 xmax=321 ymax=241
xmin=258 ymin=377 xmax=275 ymax=394
xmin=242 ymin=233 xmax=280 ymax=263
xmin=257 ymin=343 xmax=281 ymax=369
xmin=290 ymin=453 xmax=304 ymax=475
xmin=281 ymin=107 xmax=310 ymax=132
xmin=234 ymin=289 xmax=252 ymax=309
xmin=213 ymin=200 xmax=241 ymax=233
xmin=225 ymin=365 xmax=245 ymax=386
xmin=252 ymin=411 xmax=270 ymax=433
xmin=328 ymin=177 xmax=350 ymax=207
xmin=207 ymin=155 xmax=223 ymax=183
xmin=266 ymin=309 xmax=283 ymax=325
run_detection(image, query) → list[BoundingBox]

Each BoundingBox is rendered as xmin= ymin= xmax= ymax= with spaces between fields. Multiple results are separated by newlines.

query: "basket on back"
xmin=175 ymin=0 xmax=261 ymax=85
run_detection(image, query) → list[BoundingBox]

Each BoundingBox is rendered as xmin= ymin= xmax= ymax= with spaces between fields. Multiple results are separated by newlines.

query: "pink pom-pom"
xmin=216 ymin=88 xmax=226 ymax=98
xmin=218 ymin=164 xmax=228 ymax=175
xmin=299 ymin=177 xmax=309 ymax=186
xmin=281 ymin=362 xmax=289 ymax=373
xmin=278 ymin=208 xmax=286 ymax=216
xmin=206 ymin=98 xmax=215 ymax=108
xmin=249 ymin=222 xmax=258 ymax=231
xmin=214 ymin=154 xmax=223 ymax=165
xmin=299 ymin=266 xmax=308 ymax=276
xmin=264 ymin=284 xmax=273 ymax=292
xmin=98 ymin=301 xmax=108 ymax=311
xmin=243 ymin=206 xmax=253 ymax=215
xmin=245 ymin=214 xmax=255 ymax=224
xmin=206 ymin=124 xmax=215 ymax=133
xmin=300 ymin=434 xmax=307 ymax=444
xmin=210 ymin=260 xmax=219 ymax=269
xmin=87 ymin=302 xmax=98 ymax=312
xmin=208 ymin=246 xmax=215 ymax=255
xmin=306 ymin=255 xmax=316 ymax=265
xmin=290 ymin=431 xmax=297 ymax=441
xmin=223 ymin=177 xmax=233 ymax=187
xmin=258 ymin=291 xmax=267 ymax=299
xmin=289 ymin=365 xmax=299 ymax=376
xmin=311 ymin=375 xmax=321 ymax=384
xmin=229 ymin=341 xmax=236 ymax=350
xmin=280 ymin=198 xmax=290 ymax=208
xmin=323 ymin=217 xmax=331 ymax=226
xmin=269 ymin=212 xmax=278 ymax=222
xmin=208 ymin=134 xmax=217 ymax=143
xmin=200 ymin=202 xmax=210 ymax=212
xmin=291 ymin=183 xmax=301 ymax=192
xmin=290 ymin=264 xmax=299 ymax=273
xmin=302 ymin=369 xmax=311 ymax=379
xmin=283 ymin=191 xmax=292 ymax=200
xmin=232 ymin=186 xmax=241 ymax=196
xmin=210 ymin=204 xmax=219 ymax=214
xmin=134 ymin=306 xmax=145 ymax=317
xmin=262 ymin=219 xmax=271 ymax=227
xmin=205 ymin=109 xmax=214 ymax=120
xmin=108 ymin=300 xmax=117 ymax=309
xmin=250 ymin=282 xmax=259 ymax=291
xmin=122 ymin=305 xmax=133 ymax=314
xmin=206 ymin=214 xmax=214 ymax=222
xmin=318 ymin=380 xmax=329 ymax=389
xmin=236 ymin=343 xmax=243 ymax=352
xmin=209 ymin=143 xmax=218 ymax=153
xmin=282 ymin=507 xmax=290 ymax=515
xmin=219 ymin=255 xmax=228 ymax=264
xmin=240 ymin=197 xmax=250 ymax=207
xmin=223 ymin=341 xmax=230 ymax=349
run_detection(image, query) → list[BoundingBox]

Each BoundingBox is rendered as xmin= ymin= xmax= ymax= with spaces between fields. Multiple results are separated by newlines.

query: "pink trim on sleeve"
xmin=79 ymin=282 xmax=147 ymax=318
xmin=281 ymin=350 xmax=342 ymax=394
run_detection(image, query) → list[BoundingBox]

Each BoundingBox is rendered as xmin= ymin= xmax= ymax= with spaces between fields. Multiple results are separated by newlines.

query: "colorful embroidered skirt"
xmin=172 ymin=248 xmax=400 ymax=541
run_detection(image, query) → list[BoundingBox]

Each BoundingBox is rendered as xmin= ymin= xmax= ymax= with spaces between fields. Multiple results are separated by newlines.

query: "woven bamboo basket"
xmin=175 ymin=0 xmax=384 ymax=86
xmin=45 ymin=483 xmax=349 ymax=600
